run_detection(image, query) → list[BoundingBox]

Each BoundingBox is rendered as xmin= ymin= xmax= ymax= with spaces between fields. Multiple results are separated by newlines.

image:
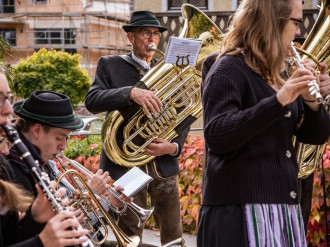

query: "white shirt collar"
xmin=132 ymin=53 xmax=151 ymax=70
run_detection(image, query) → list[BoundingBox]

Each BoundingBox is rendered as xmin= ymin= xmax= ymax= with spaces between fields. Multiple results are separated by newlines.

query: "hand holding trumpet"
xmin=88 ymin=169 xmax=133 ymax=208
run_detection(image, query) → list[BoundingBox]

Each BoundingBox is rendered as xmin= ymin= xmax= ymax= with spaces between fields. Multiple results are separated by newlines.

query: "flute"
xmin=289 ymin=41 xmax=323 ymax=104
xmin=1 ymin=124 xmax=94 ymax=247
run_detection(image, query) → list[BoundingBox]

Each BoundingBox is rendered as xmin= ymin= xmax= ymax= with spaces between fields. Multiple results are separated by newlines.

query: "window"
xmin=35 ymin=29 xmax=76 ymax=45
xmin=168 ymin=0 xmax=208 ymax=10
xmin=0 ymin=28 xmax=16 ymax=46
xmin=0 ymin=0 xmax=15 ymax=13
xmin=35 ymin=29 xmax=76 ymax=53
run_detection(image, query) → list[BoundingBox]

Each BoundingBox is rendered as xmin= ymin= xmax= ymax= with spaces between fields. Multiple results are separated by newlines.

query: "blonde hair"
xmin=0 ymin=179 xmax=33 ymax=213
xmin=220 ymin=0 xmax=293 ymax=85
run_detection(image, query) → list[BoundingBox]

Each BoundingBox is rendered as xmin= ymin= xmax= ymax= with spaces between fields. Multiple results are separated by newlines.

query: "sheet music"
xmin=164 ymin=36 xmax=202 ymax=66
xmin=113 ymin=167 xmax=153 ymax=197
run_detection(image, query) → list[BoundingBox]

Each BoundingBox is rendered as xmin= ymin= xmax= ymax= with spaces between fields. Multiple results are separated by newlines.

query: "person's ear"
xmin=32 ymin=123 xmax=42 ymax=137
xmin=127 ymin=32 xmax=135 ymax=44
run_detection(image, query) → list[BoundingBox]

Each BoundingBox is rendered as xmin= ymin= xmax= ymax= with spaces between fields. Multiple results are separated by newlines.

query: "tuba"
xmin=102 ymin=4 xmax=223 ymax=167
xmin=294 ymin=0 xmax=330 ymax=178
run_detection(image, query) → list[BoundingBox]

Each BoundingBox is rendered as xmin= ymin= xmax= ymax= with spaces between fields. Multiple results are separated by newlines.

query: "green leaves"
xmin=10 ymin=48 xmax=91 ymax=107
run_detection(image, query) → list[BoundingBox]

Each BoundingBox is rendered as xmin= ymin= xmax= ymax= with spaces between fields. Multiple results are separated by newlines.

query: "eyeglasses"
xmin=0 ymin=91 xmax=13 ymax=108
xmin=0 ymin=136 xmax=13 ymax=149
xmin=289 ymin=17 xmax=303 ymax=29
xmin=140 ymin=30 xmax=161 ymax=39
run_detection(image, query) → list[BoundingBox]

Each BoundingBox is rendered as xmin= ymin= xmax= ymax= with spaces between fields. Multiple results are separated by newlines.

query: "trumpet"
xmin=288 ymin=41 xmax=324 ymax=104
xmin=55 ymin=152 xmax=154 ymax=227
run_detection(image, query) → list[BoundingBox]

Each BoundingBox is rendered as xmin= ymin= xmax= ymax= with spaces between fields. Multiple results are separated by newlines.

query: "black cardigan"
xmin=201 ymin=55 xmax=330 ymax=205
xmin=85 ymin=54 xmax=189 ymax=179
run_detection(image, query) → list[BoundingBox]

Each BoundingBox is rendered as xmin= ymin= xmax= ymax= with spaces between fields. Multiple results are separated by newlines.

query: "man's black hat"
xmin=14 ymin=90 xmax=83 ymax=130
xmin=122 ymin=11 xmax=167 ymax=33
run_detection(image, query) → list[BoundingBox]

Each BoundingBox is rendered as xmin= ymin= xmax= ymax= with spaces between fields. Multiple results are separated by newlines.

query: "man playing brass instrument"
xmin=0 ymin=74 xmax=91 ymax=247
xmin=5 ymin=90 xmax=130 ymax=246
xmin=85 ymin=10 xmax=189 ymax=247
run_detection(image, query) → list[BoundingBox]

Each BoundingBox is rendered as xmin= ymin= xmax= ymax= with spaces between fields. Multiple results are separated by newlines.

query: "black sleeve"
xmin=296 ymin=103 xmax=330 ymax=144
xmin=18 ymin=207 xmax=45 ymax=242
xmin=6 ymin=237 xmax=43 ymax=247
xmin=84 ymin=56 xmax=138 ymax=114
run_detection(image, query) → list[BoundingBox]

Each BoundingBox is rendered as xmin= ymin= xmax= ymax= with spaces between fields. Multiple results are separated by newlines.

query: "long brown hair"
xmin=220 ymin=0 xmax=293 ymax=86
xmin=0 ymin=179 xmax=33 ymax=213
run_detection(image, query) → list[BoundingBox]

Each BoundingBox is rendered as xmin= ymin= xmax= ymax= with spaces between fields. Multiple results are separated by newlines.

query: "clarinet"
xmin=288 ymin=41 xmax=324 ymax=104
xmin=1 ymin=125 xmax=94 ymax=247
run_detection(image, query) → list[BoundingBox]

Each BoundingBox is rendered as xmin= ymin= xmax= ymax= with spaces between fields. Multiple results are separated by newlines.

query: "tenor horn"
xmin=56 ymin=152 xmax=154 ymax=228
xmin=102 ymin=4 xmax=223 ymax=167
xmin=293 ymin=0 xmax=330 ymax=178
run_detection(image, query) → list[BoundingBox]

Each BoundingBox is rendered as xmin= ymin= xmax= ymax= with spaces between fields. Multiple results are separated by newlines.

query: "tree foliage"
xmin=306 ymin=143 xmax=330 ymax=246
xmin=10 ymin=48 xmax=91 ymax=107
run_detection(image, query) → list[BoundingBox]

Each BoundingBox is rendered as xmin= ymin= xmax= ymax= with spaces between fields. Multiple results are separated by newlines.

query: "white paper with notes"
xmin=113 ymin=166 xmax=153 ymax=197
xmin=164 ymin=36 xmax=202 ymax=66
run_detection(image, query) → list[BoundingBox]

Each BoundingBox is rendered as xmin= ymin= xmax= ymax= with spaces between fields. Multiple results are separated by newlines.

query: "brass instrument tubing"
xmin=56 ymin=153 xmax=153 ymax=228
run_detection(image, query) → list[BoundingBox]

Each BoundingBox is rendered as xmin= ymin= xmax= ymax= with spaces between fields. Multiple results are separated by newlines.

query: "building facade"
xmin=0 ymin=0 xmax=323 ymax=135
xmin=0 ymin=0 xmax=133 ymax=76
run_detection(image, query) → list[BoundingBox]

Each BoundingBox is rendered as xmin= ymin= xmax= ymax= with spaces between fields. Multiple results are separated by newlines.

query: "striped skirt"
xmin=245 ymin=204 xmax=307 ymax=247
xmin=197 ymin=204 xmax=307 ymax=247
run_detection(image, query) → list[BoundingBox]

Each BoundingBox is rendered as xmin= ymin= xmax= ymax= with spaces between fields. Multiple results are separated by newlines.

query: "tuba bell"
xmin=102 ymin=4 xmax=223 ymax=167
xmin=294 ymin=0 xmax=330 ymax=178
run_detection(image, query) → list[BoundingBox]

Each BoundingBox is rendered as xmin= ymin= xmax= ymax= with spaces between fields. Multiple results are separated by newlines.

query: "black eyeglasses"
xmin=0 ymin=91 xmax=13 ymax=107
xmin=140 ymin=30 xmax=161 ymax=39
xmin=289 ymin=17 xmax=303 ymax=29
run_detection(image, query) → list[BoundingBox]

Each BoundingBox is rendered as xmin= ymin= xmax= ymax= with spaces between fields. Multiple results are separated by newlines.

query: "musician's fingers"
xmin=73 ymin=209 xmax=83 ymax=218
xmin=144 ymin=99 xmax=159 ymax=114
xmin=102 ymin=170 xmax=109 ymax=178
xmin=302 ymin=59 xmax=316 ymax=68
xmin=61 ymin=236 xmax=90 ymax=247
xmin=95 ymin=169 xmax=103 ymax=175
xmin=75 ymin=210 xmax=86 ymax=223
xmin=113 ymin=185 xmax=124 ymax=192
xmin=52 ymin=210 xmax=76 ymax=222
xmin=142 ymin=104 xmax=151 ymax=117
xmin=55 ymin=187 xmax=67 ymax=198
xmin=119 ymin=194 xmax=133 ymax=203
xmin=59 ymin=227 xmax=89 ymax=240
xmin=151 ymin=92 xmax=162 ymax=108
xmin=290 ymin=68 xmax=315 ymax=78
xmin=48 ymin=181 xmax=57 ymax=190
xmin=60 ymin=197 xmax=70 ymax=206
xmin=319 ymin=62 xmax=328 ymax=75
